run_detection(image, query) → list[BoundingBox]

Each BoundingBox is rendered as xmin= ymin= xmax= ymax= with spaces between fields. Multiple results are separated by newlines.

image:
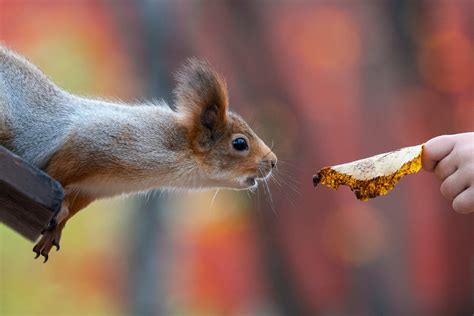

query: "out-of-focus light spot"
xmin=285 ymin=9 xmax=361 ymax=72
xmin=418 ymin=31 xmax=473 ymax=94
xmin=322 ymin=204 xmax=387 ymax=266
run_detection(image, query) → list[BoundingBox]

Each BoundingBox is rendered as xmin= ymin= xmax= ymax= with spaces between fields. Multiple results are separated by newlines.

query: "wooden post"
xmin=0 ymin=146 xmax=64 ymax=241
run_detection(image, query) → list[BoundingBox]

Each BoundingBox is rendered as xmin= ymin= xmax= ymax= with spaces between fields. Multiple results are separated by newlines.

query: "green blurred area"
xmin=1 ymin=199 xmax=130 ymax=316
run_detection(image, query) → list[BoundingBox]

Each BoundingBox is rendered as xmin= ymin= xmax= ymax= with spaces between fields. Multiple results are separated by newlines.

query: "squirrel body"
xmin=0 ymin=45 xmax=276 ymax=261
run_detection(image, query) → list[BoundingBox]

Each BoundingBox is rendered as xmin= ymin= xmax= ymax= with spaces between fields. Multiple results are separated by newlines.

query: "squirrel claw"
xmin=33 ymin=226 xmax=62 ymax=263
xmin=33 ymin=248 xmax=40 ymax=259
xmin=53 ymin=240 xmax=60 ymax=251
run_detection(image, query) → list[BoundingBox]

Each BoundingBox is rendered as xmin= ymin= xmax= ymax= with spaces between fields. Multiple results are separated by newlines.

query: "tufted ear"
xmin=173 ymin=59 xmax=228 ymax=145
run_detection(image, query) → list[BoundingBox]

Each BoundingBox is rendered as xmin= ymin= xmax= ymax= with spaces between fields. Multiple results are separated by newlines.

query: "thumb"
xmin=422 ymin=135 xmax=455 ymax=172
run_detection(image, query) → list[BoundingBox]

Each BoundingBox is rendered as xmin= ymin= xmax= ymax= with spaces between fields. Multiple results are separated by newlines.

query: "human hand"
xmin=422 ymin=133 xmax=474 ymax=214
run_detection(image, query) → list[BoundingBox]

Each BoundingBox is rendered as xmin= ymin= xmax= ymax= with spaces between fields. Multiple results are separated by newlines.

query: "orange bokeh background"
xmin=1 ymin=1 xmax=473 ymax=315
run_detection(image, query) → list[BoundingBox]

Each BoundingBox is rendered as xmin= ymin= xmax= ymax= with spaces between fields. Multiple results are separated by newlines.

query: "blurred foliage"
xmin=1 ymin=1 xmax=473 ymax=316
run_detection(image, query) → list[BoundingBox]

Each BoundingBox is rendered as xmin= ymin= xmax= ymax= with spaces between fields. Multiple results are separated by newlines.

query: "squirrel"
xmin=0 ymin=45 xmax=277 ymax=262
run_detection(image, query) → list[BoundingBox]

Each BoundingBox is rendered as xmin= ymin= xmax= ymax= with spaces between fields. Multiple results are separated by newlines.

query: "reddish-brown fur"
xmin=31 ymin=58 xmax=276 ymax=261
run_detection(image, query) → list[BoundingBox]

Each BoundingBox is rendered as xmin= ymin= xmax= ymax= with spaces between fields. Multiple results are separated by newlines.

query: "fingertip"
xmin=452 ymin=188 xmax=474 ymax=214
xmin=422 ymin=142 xmax=438 ymax=172
xmin=421 ymin=146 xmax=436 ymax=172
xmin=440 ymin=180 xmax=452 ymax=200
xmin=452 ymin=202 xmax=474 ymax=214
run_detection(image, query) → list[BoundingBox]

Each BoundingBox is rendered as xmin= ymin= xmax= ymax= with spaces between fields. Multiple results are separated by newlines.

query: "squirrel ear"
xmin=173 ymin=59 xmax=228 ymax=135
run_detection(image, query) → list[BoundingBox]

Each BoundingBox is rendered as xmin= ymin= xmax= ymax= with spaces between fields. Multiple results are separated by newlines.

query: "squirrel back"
xmin=1 ymin=46 xmax=72 ymax=167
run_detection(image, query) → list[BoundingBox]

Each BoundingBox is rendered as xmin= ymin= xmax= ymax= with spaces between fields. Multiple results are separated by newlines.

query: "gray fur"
xmin=0 ymin=45 xmax=182 ymax=170
xmin=0 ymin=46 xmax=70 ymax=167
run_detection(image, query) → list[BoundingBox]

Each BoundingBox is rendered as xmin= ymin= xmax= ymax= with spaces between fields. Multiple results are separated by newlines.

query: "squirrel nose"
xmin=264 ymin=151 xmax=277 ymax=169
xmin=269 ymin=152 xmax=277 ymax=169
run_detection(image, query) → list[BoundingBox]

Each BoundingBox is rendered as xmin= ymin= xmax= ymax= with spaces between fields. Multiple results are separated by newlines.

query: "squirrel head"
xmin=173 ymin=59 xmax=277 ymax=190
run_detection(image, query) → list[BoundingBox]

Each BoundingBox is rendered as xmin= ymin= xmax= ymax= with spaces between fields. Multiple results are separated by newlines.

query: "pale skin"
xmin=422 ymin=132 xmax=474 ymax=214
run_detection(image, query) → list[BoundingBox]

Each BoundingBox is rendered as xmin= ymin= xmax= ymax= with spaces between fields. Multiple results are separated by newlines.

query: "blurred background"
xmin=1 ymin=1 xmax=473 ymax=315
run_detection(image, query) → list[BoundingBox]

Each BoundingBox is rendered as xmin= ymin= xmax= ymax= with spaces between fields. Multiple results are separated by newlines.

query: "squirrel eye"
xmin=232 ymin=137 xmax=248 ymax=151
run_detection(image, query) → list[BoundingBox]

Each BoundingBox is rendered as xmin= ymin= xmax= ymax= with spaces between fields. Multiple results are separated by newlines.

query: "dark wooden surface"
xmin=0 ymin=146 xmax=64 ymax=241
